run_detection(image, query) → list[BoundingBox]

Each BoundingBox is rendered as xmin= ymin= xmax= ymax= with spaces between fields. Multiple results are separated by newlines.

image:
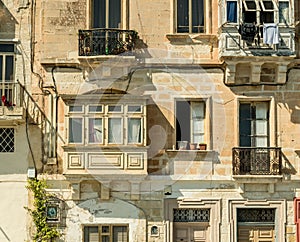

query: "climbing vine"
xmin=26 ymin=179 xmax=60 ymax=242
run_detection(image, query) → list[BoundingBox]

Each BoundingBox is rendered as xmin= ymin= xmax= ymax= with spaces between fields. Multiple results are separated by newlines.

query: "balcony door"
xmin=239 ymin=102 xmax=269 ymax=147
xmin=92 ymin=0 xmax=121 ymax=28
xmin=237 ymin=208 xmax=275 ymax=242
xmin=0 ymin=43 xmax=15 ymax=106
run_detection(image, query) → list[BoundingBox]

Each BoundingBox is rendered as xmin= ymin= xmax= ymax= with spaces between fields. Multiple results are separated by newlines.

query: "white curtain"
xmin=191 ymin=102 xmax=204 ymax=143
xmin=88 ymin=118 xmax=102 ymax=143
xmin=128 ymin=118 xmax=141 ymax=143
xmin=254 ymin=102 xmax=268 ymax=147
xmin=108 ymin=118 xmax=122 ymax=143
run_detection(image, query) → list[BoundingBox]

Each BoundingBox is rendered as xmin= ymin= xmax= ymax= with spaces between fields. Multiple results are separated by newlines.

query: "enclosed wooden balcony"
xmin=232 ymin=147 xmax=282 ymax=175
xmin=78 ymin=28 xmax=138 ymax=56
xmin=220 ymin=23 xmax=295 ymax=57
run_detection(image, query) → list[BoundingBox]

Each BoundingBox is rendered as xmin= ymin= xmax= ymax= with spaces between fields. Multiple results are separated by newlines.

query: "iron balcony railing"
xmin=0 ymin=82 xmax=23 ymax=107
xmin=232 ymin=147 xmax=282 ymax=175
xmin=78 ymin=28 xmax=138 ymax=56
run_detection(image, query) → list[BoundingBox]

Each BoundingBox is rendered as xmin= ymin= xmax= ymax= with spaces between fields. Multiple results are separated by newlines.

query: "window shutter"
xmin=84 ymin=227 xmax=99 ymax=242
xmin=254 ymin=102 xmax=268 ymax=147
xmin=113 ymin=226 xmax=128 ymax=242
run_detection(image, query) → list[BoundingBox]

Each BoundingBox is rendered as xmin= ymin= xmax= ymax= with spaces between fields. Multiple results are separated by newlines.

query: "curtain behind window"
xmin=93 ymin=0 xmax=105 ymax=28
xmin=128 ymin=118 xmax=141 ymax=143
xmin=108 ymin=118 xmax=122 ymax=143
xmin=109 ymin=0 xmax=121 ymax=28
xmin=279 ymin=2 xmax=289 ymax=24
xmin=177 ymin=0 xmax=189 ymax=32
xmin=227 ymin=1 xmax=237 ymax=22
xmin=69 ymin=118 xmax=82 ymax=143
xmin=192 ymin=0 xmax=204 ymax=32
xmin=89 ymin=118 xmax=102 ymax=143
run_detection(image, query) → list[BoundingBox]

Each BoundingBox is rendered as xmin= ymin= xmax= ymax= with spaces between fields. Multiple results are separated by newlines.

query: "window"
xmin=279 ymin=1 xmax=289 ymax=24
xmin=84 ymin=225 xmax=128 ymax=242
xmin=0 ymin=43 xmax=15 ymax=107
xmin=227 ymin=0 xmax=238 ymax=22
xmin=260 ymin=64 xmax=276 ymax=82
xmin=177 ymin=0 xmax=204 ymax=33
xmin=67 ymin=103 xmax=144 ymax=145
xmin=226 ymin=0 xmax=290 ymax=25
xmin=239 ymin=102 xmax=269 ymax=147
xmin=176 ymin=100 xmax=205 ymax=145
xmin=92 ymin=0 xmax=121 ymax=28
xmin=0 ymin=128 xmax=14 ymax=152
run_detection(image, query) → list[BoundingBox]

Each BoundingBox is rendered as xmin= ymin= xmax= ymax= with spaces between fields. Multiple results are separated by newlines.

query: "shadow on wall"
xmin=281 ymin=151 xmax=297 ymax=176
xmin=279 ymin=96 xmax=300 ymax=124
xmin=147 ymin=99 xmax=174 ymax=159
xmin=0 ymin=1 xmax=17 ymax=39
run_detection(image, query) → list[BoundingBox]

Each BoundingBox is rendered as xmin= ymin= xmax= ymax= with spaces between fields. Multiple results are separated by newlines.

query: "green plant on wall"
xmin=25 ymin=179 xmax=60 ymax=242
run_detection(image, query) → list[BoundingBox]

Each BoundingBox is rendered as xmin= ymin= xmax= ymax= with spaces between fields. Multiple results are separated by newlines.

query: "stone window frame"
xmin=234 ymin=96 xmax=276 ymax=148
xmin=0 ymin=127 xmax=15 ymax=152
xmin=0 ymin=42 xmax=16 ymax=107
xmin=174 ymin=97 xmax=211 ymax=150
xmin=88 ymin=0 xmax=129 ymax=29
xmin=83 ymin=224 xmax=129 ymax=242
xmin=170 ymin=0 xmax=213 ymax=34
xmin=175 ymin=0 xmax=205 ymax=33
xmin=228 ymin=199 xmax=286 ymax=242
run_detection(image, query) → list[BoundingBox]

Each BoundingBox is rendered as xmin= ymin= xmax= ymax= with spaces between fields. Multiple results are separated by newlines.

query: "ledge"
xmin=0 ymin=106 xmax=25 ymax=123
xmin=40 ymin=58 xmax=80 ymax=67
xmin=232 ymin=175 xmax=283 ymax=183
xmin=166 ymin=33 xmax=218 ymax=44
xmin=62 ymin=145 xmax=148 ymax=152
xmin=165 ymin=149 xmax=217 ymax=161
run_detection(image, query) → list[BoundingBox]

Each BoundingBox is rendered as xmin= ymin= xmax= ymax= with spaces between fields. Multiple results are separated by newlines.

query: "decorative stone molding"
xmin=228 ymin=199 xmax=286 ymax=242
xmin=165 ymin=198 xmax=221 ymax=242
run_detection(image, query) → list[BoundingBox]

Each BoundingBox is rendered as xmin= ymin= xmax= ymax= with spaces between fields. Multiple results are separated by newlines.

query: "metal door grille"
xmin=173 ymin=208 xmax=210 ymax=222
xmin=237 ymin=208 xmax=275 ymax=223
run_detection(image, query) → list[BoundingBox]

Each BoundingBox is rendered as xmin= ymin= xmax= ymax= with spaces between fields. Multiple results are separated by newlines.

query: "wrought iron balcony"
xmin=232 ymin=147 xmax=282 ymax=175
xmin=78 ymin=28 xmax=138 ymax=56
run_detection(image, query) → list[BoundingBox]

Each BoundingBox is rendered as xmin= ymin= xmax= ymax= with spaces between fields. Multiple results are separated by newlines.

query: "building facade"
xmin=0 ymin=0 xmax=41 ymax=241
xmin=1 ymin=0 xmax=300 ymax=241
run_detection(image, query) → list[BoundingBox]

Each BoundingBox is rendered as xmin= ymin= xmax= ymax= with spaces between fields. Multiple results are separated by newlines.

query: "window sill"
xmin=165 ymin=149 xmax=217 ymax=162
xmin=62 ymin=145 xmax=148 ymax=151
xmin=232 ymin=175 xmax=282 ymax=183
xmin=166 ymin=33 xmax=217 ymax=44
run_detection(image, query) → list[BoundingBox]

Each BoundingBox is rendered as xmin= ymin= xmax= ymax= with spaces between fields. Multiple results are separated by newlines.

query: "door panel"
xmin=174 ymin=225 xmax=207 ymax=242
xmin=192 ymin=227 xmax=207 ymax=242
xmin=175 ymin=228 xmax=188 ymax=242
xmin=238 ymin=226 xmax=274 ymax=242
xmin=257 ymin=226 xmax=274 ymax=242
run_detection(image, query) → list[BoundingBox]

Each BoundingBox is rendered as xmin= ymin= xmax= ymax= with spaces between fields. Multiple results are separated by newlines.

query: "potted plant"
xmin=199 ymin=143 xmax=207 ymax=150
xmin=177 ymin=141 xmax=188 ymax=150
xmin=189 ymin=143 xmax=198 ymax=150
